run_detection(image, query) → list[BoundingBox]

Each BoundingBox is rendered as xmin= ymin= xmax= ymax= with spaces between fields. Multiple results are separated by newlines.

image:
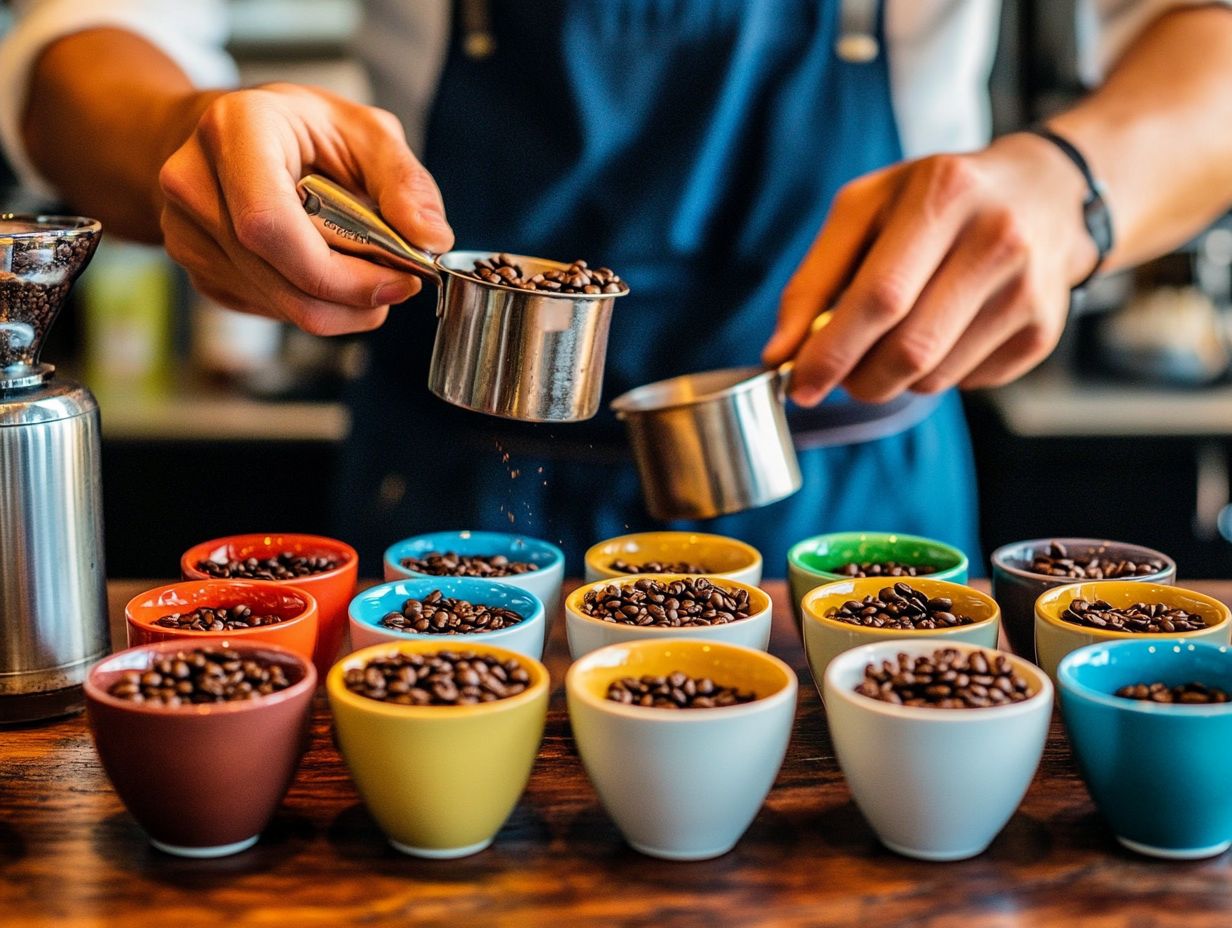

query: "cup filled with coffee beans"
xmin=824 ymin=640 xmax=1052 ymax=861
xmin=1034 ymin=580 xmax=1231 ymax=684
xmin=84 ymin=640 xmax=316 ymax=857
xmin=801 ymin=577 xmax=1000 ymax=693
xmin=385 ymin=530 xmax=565 ymax=627
xmin=583 ymin=531 xmax=763 ymax=586
xmin=787 ymin=531 xmax=969 ymax=628
xmin=181 ymin=533 xmax=358 ymax=681
xmin=564 ymin=574 xmax=772 ymax=659
xmin=991 ymin=538 xmax=1176 ymax=661
xmin=348 ymin=577 xmax=546 ymax=660
xmin=1059 ymin=638 xmax=1232 ymax=858
xmin=327 ymin=640 xmax=549 ymax=858
xmin=566 ymin=638 xmax=796 ymax=860
xmin=126 ymin=579 xmax=319 ymax=663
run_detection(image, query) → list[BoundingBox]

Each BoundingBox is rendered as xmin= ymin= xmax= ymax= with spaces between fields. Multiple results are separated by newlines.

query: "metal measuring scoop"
xmin=297 ymin=174 xmax=628 ymax=422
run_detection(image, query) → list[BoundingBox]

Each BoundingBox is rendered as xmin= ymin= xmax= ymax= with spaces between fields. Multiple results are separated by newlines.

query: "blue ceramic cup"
xmin=1059 ymin=638 xmax=1232 ymax=859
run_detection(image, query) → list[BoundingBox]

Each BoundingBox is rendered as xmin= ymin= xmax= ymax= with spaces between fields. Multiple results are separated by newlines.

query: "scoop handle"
xmin=296 ymin=174 xmax=442 ymax=284
xmin=774 ymin=310 xmax=834 ymax=399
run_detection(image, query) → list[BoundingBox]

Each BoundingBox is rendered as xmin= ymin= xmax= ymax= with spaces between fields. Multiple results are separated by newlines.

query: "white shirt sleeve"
xmin=0 ymin=0 xmax=237 ymax=198
xmin=1077 ymin=0 xmax=1232 ymax=85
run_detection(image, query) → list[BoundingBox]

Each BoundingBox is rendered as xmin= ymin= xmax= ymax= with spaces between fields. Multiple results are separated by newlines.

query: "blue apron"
xmin=341 ymin=0 xmax=980 ymax=575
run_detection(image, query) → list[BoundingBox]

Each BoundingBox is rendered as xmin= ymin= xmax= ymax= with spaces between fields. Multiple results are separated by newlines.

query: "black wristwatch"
xmin=1025 ymin=125 xmax=1114 ymax=291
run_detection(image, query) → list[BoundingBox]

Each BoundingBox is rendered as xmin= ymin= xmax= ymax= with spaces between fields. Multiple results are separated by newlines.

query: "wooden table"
xmin=4 ymin=580 xmax=1232 ymax=928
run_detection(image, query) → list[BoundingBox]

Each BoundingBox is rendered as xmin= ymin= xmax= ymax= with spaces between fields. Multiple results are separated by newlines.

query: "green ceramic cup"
xmin=787 ymin=531 xmax=970 ymax=628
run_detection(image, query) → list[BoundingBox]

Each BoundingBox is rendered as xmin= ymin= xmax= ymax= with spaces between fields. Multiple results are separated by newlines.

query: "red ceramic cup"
xmin=180 ymin=533 xmax=358 ymax=679
xmin=85 ymin=640 xmax=316 ymax=857
xmin=126 ymin=579 xmax=319 ymax=663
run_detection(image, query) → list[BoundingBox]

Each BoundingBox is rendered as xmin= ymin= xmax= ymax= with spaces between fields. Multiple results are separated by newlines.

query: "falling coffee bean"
xmin=1115 ymin=681 xmax=1230 ymax=704
xmin=1060 ymin=598 xmax=1206 ymax=633
xmin=605 ymin=672 xmax=759 ymax=709
xmin=153 ymin=604 xmax=287 ymax=631
xmin=824 ymin=582 xmax=976 ymax=630
xmin=470 ymin=254 xmax=627 ymax=295
xmin=196 ymin=551 xmax=340 ymax=580
xmin=854 ymin=648 xmax=1032 ymax=709
xmin=1028 ymin=541 xmax=1165 ymax=579
xmin=378 ymin=590 xmax=524 ymax=635
xmin=106 ymin=646 xmax=294 ymax=706
xmin=399 ymin=550 xmax=539 ymax=578
xmin=581 ymin=577 xmax=753 ymax=627
xmin=343 ymin=650 xmax=532 ymax=705
xmin=834 ymin=561 xmax=942 ymax=579
xmin=609 ymin=558 xmax=709 ymax=575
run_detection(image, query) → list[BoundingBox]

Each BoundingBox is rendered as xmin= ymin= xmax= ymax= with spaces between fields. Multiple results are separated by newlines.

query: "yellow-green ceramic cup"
xmin=327 ymin=640 xmax=549 ymax=858
xmin=802 ymin=577 xmax=1000 ymax=696
xmin=1035 ymin=581 xmax=1232 ymax=686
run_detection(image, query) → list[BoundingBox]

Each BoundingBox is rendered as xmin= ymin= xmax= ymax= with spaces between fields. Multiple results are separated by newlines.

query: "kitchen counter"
xmin=3 ymin=579 xmax=1232 ymax=927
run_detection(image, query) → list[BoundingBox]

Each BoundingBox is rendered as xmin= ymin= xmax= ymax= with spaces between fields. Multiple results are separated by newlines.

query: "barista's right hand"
xmin=158 ymin=83 xmax=454 ymax=336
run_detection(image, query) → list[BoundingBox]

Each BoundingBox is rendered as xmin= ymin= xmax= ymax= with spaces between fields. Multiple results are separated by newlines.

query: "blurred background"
xmin=3 ymin=0 xmax=1231 ymax=578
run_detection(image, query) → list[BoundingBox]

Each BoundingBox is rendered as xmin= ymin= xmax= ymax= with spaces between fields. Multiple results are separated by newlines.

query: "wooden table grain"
xmin=3 ymin=579 xmax=1232 ymax=928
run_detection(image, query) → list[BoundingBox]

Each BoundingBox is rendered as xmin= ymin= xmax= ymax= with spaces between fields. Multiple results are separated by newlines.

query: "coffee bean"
xmin=855 ymin=648 xmax=1032 ymax=709
xmin=196 ymin=551 xmax=340 ymax=580
xmin=343 ymin=650 xmax=532 ymax=705
xmin=399 ymin=550 xmax=539 ymax=578
xmin=1114 ymin=681 xmax=1230 ymax=704
xmin=106 ymin=646 xmax=294 ymax=706
xmin=378 ymin=591 xmax=524 ymax=635
xmin=604 ymin=672 xmax=759 ymax=709
xmin=609 ymin=559 xmax=709 ymax=575
xmin=824 ymin=583 xmax=975 ymax=630
xmin=152 ymin=604 xmax=286 ymax=631
xmin=1060 ymin=598 xmax=1206 ymax=633
xmin=834 ymin=561 xmax=942 ymax=578
xmin=581 ymin=577 xmax=753 ymax=627
xmin=1028 ymin=541 xmax=1165 ymax=579
xmin=469 ymin=254 xmax=627 ymax=295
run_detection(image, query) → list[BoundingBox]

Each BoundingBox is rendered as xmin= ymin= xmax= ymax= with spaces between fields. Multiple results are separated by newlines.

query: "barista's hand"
xmin=762 ymin=133 xmax=1098 ymax=405
xmin=158 ymin=83 xmax=454 ymax=336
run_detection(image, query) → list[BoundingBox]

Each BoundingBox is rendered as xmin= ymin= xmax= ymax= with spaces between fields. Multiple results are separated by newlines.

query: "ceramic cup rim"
xmin=125 ymin=579 xmax=318 ymax=639
xmin=1059 ymin=638 xmax=1232 ymax=716
xmin=326 ymin=639 xmax=550 ymax=719
xmin=565 ymin=574 xmax=771 ymax=635
xmin=348 ymin=577 xmax=545 ymax=645
xmin=787 ymin=531 xmax=968 ymax=582
xmin=85 ymin=639 xmax=317 ymax=716
xmin=566 ymin=637 xmax=797 ymax=721
xmin=181 ymin=532 xmax=359 ymax=585
xmin=824 ymin=638 xmax=1052 ymax=722
xmin=583 ymin=531 xmax=762 ymax=579
xmin=991 ymin=537 xmax=1176 ymax=584
xmin=1034 ymin=581 xmax=1231 ymax=641
xmin=383 ymin=529 xmax=565 ymax=579
xmin=802 ymin=577 xmax=999 ymax=638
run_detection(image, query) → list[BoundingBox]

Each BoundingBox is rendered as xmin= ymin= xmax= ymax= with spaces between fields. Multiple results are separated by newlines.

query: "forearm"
xmin=1049 ymin=5 xmax=1232 ymax=271
xmin=22 ymin=28 xmax=220 ymax=242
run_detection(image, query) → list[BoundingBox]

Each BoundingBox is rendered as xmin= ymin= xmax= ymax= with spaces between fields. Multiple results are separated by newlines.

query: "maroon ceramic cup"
xmin=84 ymin=640 xmax=316 ymax=857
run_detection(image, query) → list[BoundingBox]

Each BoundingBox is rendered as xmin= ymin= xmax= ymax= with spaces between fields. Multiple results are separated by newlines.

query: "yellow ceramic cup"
xmin=584 ymin=531 xmax=762 ymax=586
xmin=802 ymin=577 xmax=1001 ymax=695
xmin=1035 ymin=581 xmax=1232 ymax=685
xmin=327 ymin=640 xmax=549 ymax=858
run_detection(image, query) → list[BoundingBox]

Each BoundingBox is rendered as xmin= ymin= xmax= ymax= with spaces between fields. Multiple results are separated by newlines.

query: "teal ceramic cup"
xmin=1059 ymin=638 xmax=1232 ymax=859
xmin=787 ymin=532 xmax=968 ymax=627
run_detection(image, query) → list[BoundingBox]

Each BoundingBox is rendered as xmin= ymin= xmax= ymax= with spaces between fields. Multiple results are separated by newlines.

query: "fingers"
xmin=841 ymin=207 xmax=1028 ymax=403
xmin=959 ymin=318 xmax=1063 ymax=390
xmin=763 ymin=165 xmax=904 ymax=367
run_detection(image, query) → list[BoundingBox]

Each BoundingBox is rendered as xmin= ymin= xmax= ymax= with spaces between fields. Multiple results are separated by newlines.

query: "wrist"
xmin=152 ymin=90 xmax=228 ymax=209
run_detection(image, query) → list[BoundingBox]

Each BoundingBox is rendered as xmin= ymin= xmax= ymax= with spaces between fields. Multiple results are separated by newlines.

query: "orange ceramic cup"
xmin=181 ymin=533 xmax=358 ymax=679
xmin=126 ymin=579 xmax=319 ymax=663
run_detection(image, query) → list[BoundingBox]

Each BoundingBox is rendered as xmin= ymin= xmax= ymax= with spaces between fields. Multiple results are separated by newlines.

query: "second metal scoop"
xmin=297 ymin=174 xmax=628 ymax=423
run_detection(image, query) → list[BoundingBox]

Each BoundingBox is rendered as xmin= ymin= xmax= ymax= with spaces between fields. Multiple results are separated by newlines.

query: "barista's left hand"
xmin=762 ymin=132 xmax=1098 ymax=406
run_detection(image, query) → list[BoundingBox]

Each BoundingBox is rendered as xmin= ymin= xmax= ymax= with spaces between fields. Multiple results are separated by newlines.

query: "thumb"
xmin=359 ymin=120 xmax=455 ymax=256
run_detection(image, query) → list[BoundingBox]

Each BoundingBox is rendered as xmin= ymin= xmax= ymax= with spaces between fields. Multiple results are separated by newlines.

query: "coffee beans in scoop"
xmin=153 ymin=605 xmax=287 ymax=631
xmin=106 ymin=647 xmax=294 ymax=706
xmin=581 ymin=577 xmax=752 ymax=627
xmin=835 ymin=561 xmax=941 ymax=578
xmin=1115 ymin=681 xmax=1230 ymax=704
xmin=855 ymin=648 xmax=1032 ymax=708
xmin=195 ymin=552 xmax=340 ymax=580
xmin=470 ymin=254 xmax=626 ymax=295
xmin=609 ymin=558 xmax=709 ymax=575
xmin=343 ymin=650 xmax=531 ymax=705
xmin=1029 ymin=541 xmax=1165 ymax=579
xmin=399 ymin=551 xmax=539 ymax=578
xmin=1060 ymin=599 xmax=1206 ymax=633
xmin=378 ymin=590 xmax=523 ymax=634
xmin=824 ymin=582 xmax=975 ymax=630
xmin=605 ymin=672 xmax=758 ymax=709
